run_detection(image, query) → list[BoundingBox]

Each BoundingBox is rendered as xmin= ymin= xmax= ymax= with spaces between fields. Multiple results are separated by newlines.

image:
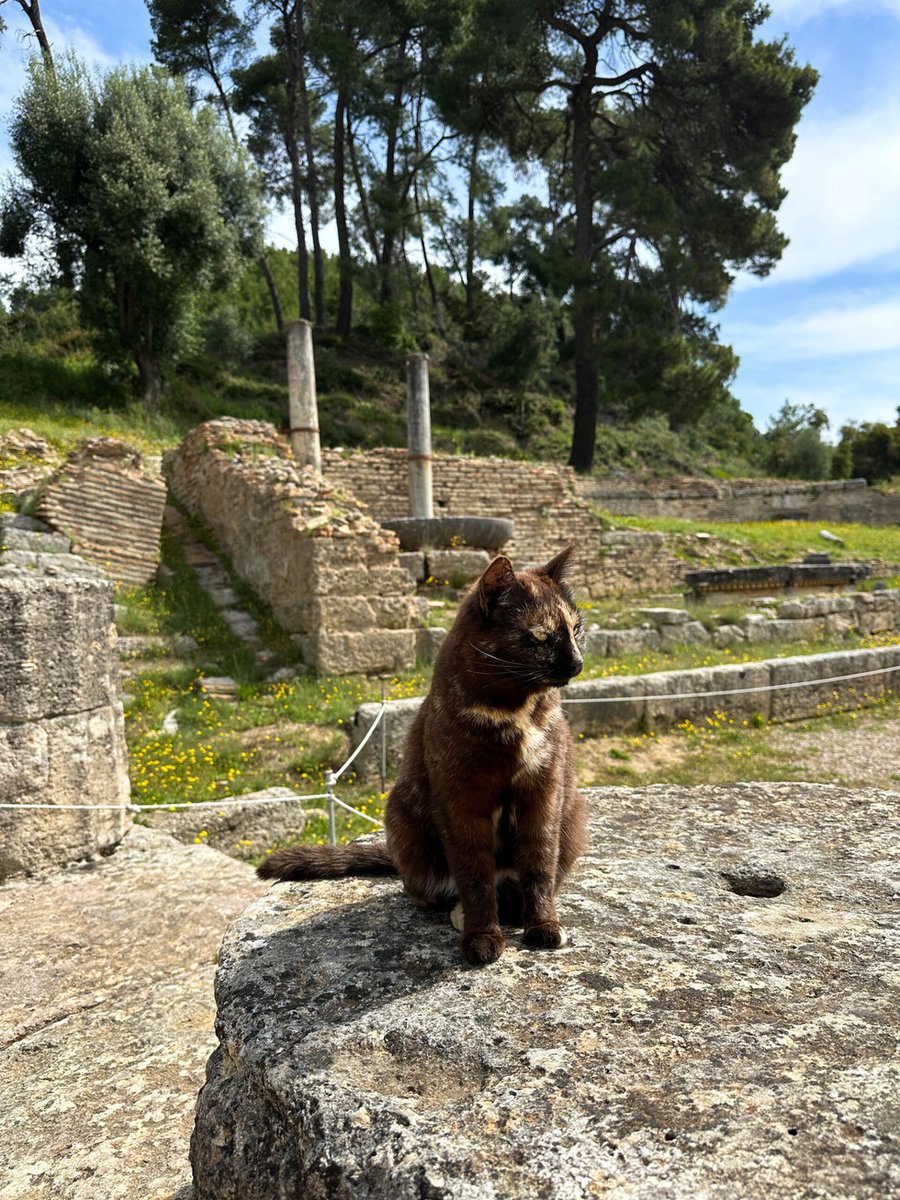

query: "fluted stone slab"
xmin=192 ymin=782 xmax=900 ymax=1200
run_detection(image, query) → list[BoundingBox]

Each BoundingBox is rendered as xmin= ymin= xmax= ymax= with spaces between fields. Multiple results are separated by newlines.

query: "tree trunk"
xmin=296 ymin=0 xmax=325 ymax=326
xmin=136 ymin=349 xmax=164 ymax=413
xmin=465 ymin=134 xmax=480 ymax=327
xmin=568 ymin=73 xmax=598 ymax=474
xmin=333 ymin=87 xmax=353 ymax=337
xmin=16 ymin=0 xmax=54 ymax=73
xmin=258 ymin=254 xmax=285 ymax=332
xmin=379 ymin=35 xmax=408 ymax=305
xmin=347 ymin=106 xmax=380 ymax=265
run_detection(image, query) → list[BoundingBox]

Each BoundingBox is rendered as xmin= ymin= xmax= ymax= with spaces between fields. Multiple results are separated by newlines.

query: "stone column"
xmin=406 ymin=352 xmax=433 ymax=519
xmin=286 ymin=319 xmax=321 ymax=472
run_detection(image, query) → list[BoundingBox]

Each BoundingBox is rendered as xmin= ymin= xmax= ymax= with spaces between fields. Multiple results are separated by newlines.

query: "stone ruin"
xmin=0 ymin=513 xmax=129 ymax=881
xmin=164 ymin=418 xmax=421 ymax=674
xmin=35 ymin=437 xmax=167 ymax=587
xmin=191 ymin=781 xmax=900 ymax=1199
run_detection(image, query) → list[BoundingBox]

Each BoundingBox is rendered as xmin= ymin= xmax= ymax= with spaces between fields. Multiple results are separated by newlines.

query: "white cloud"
xmin=764 ymin=104 xmax=900 ymax=283
xmin=767 ymin=0 xmax=900 ymax=21
xmin=731 ymin=296 xmax=900 ymax=359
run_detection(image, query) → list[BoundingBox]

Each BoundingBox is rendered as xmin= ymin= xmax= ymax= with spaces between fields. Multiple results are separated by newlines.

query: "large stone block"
xmin=193 ymin=783 xmax=900 ymax=1200
xmin=562 ymin=675 xmax=646 ymax=736
xmin=642 ymin=664 xmax=769 ymax=729
xmin=767 ymin=648 xmax=898 ymax=722
xmin=425 ymin=548 xmax=491 ymax=584
xmin=0 ymin=570 xmax=119 ymax=723
xmin=298 ymin=630 xmax=417 ymax=675
xmin=0 ymin=704 xmax=129 ymax=881
xmin=606 ymin=627 xmax=661 ymax=658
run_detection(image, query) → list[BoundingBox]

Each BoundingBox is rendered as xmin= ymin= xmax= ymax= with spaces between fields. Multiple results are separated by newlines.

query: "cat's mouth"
xmin=547 ymin=669 xmax=581 ymax=687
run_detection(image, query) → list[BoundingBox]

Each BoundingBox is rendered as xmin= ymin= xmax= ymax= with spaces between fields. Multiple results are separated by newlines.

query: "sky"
xmin=1 ymin=0 xmax=899 ymax=439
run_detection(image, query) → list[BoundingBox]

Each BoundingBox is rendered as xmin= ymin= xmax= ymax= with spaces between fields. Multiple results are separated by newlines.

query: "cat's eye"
xmin=531 ymin=629 xmax=549 ymax=642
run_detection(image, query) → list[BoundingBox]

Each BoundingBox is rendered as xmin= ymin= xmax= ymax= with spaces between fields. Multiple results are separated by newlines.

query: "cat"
xmin=258 ymin=545 xmax=588 ymax=965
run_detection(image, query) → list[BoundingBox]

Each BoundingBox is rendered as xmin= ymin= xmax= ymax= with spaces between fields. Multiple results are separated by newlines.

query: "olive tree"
xmin=0 ymin=56 xmax=265 ymax=406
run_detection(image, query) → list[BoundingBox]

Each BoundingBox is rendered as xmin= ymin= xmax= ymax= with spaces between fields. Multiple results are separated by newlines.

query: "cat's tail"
xmin=257 ymin=842 xmax=398 ymax=882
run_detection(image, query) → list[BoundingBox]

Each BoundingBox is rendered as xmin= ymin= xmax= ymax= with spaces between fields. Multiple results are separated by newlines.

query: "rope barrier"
xmin=2 ymin=660 xmax=894 ymax=821
xmin=559 ymin=662 xmax=898 ymax=705
xmin=332 ymin=701 xmax=388 ymax=781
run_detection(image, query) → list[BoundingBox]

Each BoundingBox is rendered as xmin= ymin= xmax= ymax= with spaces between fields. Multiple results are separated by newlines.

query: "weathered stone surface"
xmin=165 ymin=420 xmax=421 ymax=673
xmin=0 ymin=705 xmax=130 ymax=881
xmin=297 ymin=629 xmax=417 ymax=675
xmin=0 ymin=825 xmax=264 ymax=1200
xmin=636 ymin=607 xmax=690 ymax=625
xmin=659 ymin=619 xmax=711 ymax=648
xmin=425 ymin=548 xmax=492 ymax=584
xmin=766 ymin=647 xmax=900 ymax=722
xmin=415 ymin=626 xmax=447 ymax=663
xmin=712 ymin=622 xmax=745 ymax=647
xmin=35 ymin=437 xmax=167 ymax=586
xmin=606 ymin=626 xmax=661 ymax=657
xmin=192 ymin=782 xmax=900 ymax=1200
xmin=139 ymin=786 xmax=309 ymax=860
xmin=0 ymin=569 xmax=119 ymax=723
xmin=398 ymin=551 xmax=426 ymax=582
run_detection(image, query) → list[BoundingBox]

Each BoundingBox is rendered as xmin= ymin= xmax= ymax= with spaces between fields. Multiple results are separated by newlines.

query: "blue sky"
xmin=1 ymin=0 xmax=899 ymax=440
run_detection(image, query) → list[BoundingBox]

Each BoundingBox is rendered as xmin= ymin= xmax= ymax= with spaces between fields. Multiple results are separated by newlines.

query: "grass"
xmin=119 ymin=527 xmax=425 ymax=845
xmin=614 ymin=514 xmax=900 ymax=566
xmin=575 ymin=692 xmax=900 ymax=791
xmin=119 ymin=526 xmax=899 ymax=859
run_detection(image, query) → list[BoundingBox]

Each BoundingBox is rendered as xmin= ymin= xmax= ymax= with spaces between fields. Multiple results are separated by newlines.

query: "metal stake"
xmin=325 ymin=769 xmax=337 ymax=846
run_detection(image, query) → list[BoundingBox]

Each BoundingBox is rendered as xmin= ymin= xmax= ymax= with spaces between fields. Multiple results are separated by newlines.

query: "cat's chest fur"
xmin=458 ymin=693 xmax=562 ymax=781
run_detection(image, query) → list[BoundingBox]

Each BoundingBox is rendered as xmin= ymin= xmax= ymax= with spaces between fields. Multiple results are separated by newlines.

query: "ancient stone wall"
xmin=36 ymin=438 xmax=167 ymax=586
xmin=0 ymin=514 xmax=129 ymax=881
xmin=349 ymin=642 xmax=900 ymax=774
xmin=322 ymin=448 xmax=602 ymax=583
xmin=577 ymin=474 xmax=900 ymax=525
xmin=165 ymin=420 xmax=420 ymax=674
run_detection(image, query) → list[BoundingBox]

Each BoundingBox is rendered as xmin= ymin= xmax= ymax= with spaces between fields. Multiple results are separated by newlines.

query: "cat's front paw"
xmin=461 ymin=929 xmax=505 ymax=965
xmin=523 ymin=921 xmax=568 ymax=949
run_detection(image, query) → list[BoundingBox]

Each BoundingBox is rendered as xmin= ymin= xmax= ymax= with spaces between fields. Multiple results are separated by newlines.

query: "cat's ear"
xmin=539 ymin=544 xmax=576 ymax=584
xmin=478 ymin=555 xmax=516 ymax=614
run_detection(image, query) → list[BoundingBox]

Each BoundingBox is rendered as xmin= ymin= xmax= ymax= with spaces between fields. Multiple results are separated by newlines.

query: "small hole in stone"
xmin=665 ymin=863 xmax=682 ymax=871
xmin=678 ymin=916 xmax=697 ymax=925
xmin=721 ymin=866 xmax=786 ymax=898
xmin=787 ymin=1126 xmax=799 ymax=1136
xmin=664 ymin=1130 xmax=677 ymax=1142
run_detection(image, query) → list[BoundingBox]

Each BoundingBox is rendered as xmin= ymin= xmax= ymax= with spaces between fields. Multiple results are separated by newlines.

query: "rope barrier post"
xmin=380 ymin=680 xmax=388 ymax=797
xmin=325 ymin=769 xmax=337 ymax=846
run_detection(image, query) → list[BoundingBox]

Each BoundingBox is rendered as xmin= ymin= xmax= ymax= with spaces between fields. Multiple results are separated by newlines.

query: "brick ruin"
xmin=35 ymin=438 xmax=167 ymax=587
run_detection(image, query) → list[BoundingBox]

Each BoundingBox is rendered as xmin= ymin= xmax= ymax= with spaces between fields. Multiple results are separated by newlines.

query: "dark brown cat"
xmin=258 ymin=546 xmax=588 ymax=965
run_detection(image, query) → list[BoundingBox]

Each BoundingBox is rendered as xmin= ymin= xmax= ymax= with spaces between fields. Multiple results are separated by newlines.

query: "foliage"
xmin=834 ymin=413 xmax=900 ymax=484
xmin=0 ymin=56 xmax=264 ymax=406
xmin=762 ymin=401 xmax=832 ymax=480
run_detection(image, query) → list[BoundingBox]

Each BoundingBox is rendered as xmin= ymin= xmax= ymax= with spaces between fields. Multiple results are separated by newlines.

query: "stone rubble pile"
xmin=0 ymin=427 xmax=62 ymax=504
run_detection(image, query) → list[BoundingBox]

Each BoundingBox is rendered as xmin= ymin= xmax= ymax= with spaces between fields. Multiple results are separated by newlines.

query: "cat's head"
xmin=469 ymin=545 xmax=584 ymax=689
